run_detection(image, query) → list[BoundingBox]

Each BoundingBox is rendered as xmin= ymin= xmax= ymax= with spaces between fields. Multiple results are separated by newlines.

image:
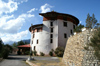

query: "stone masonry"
xmin=63 ymin=29 xmax=100 ymax=66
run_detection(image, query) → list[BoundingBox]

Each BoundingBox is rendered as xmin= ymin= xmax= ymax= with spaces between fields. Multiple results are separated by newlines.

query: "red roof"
xmin=18 ymin=44 xmax=30 ymax=48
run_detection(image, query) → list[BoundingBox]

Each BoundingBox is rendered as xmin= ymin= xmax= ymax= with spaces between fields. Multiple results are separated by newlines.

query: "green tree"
xmin=87 ymin=28 xmax=100 ymax=61
xmin=12 ymin=42 xmax=17 ymax=48
xmin=0 ymin=38 xmax=3 ymax=52
xmin=0 ymin=38 xmax=4 ymax=57
xmin=94 ymin=21 xmax=100 ymax=29
xmin=25 ymin=41 xmax=28 ymax=44
xmin=74 ymin=24 xmax=84 ymax=32
xmin=54 ymin=47 xmax=64 ymax=57
xmin=86 ymin=13 xmax=97 ymax=28
xmin=17 ymin=40 xmax=25 ymax=46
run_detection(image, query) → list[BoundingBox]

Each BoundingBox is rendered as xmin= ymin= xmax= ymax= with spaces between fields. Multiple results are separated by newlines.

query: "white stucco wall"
xmin=31 ymin=19 xmax=76 ymax=55
xmin=31 ymin=20 xmax=58 ymax=55
xmin=58 ymin=19 xmax=76 ymax=48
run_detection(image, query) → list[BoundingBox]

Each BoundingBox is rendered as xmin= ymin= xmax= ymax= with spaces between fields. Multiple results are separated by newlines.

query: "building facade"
xmin=29 ymin=11 xmax=79 ymax=55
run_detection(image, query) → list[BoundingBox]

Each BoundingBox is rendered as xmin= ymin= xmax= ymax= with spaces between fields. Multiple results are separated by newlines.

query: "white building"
xmin=29 ymin=11 xmax=79 ymax=55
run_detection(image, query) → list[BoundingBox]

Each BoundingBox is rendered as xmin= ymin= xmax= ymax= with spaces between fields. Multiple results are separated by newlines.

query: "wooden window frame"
xmin=63 ymin=21 xmax=67 ymax=27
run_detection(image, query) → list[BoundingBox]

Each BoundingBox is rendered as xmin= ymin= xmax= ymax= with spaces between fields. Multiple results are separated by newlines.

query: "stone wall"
xmin=63 ymin=29 xmax=99 ymax=66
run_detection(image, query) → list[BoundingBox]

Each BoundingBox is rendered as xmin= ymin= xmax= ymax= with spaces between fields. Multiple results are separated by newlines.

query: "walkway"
xmin=0 ymin=54 xmax=29 ymax=66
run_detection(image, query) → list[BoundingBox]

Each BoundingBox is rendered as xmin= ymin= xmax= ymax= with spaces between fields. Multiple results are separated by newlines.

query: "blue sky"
xmin=0 ymin=0 xmax=100 ymax=44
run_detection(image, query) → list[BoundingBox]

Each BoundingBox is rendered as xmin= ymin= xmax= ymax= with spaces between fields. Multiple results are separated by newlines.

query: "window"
xmin=37 ymin=40 xmax=38 ymax=44
xmin=73 ymin=25 xmax=75 ymax=29
xmin=64 ymin=33 xmax=67 ymax=38
xmin=33 ymin=34 xmax=34 ymax=38
xmin=51 ymin=28 xmax=53 ymax=33
xmin=71 ymin=29 xmax=73 ymax=34
xmin=34 ymin=46 xmax=36 ymax=50
xmin=50 ymin=22 xmax=53 ymax=26
xmin=32 ymin=40 xmax=33 ymax=44
xmin=63 ymin=22 xmax=67 ymax=27
xmin=37 ymin=29 xmax=39 ymax=32
xmin=50 ymin=34 xmax=53 ymax=38
xmin=50 ymin=39 xmax=53 ymax=43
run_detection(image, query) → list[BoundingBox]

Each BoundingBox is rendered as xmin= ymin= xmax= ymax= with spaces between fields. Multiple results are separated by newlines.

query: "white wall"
xmin=58 ymin=19 xmax=76 ymax=48
xmin=31 ymin=19 xmax=76 ymax=55
xmin=31 ymin=20 xmax=58 ymax=55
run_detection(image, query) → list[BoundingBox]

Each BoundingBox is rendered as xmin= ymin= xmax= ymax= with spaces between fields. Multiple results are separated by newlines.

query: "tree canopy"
xmin=88 ymin=28 xmax=100 ymax=61
xmin=74 ymin=24 xmax=84 ymax=32
xmin=86 ymin=13 xmax=97 ymax=28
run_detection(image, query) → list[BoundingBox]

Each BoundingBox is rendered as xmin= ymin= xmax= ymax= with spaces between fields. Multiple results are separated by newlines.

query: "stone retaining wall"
xmin=63 ymin=29 xmax=99 ymax=66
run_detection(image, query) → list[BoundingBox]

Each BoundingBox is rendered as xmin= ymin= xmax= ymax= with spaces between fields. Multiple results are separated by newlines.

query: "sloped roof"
xmin=29 ymin=24 xmax=43 ymax=32
xmin=39 ymin=11 xmax=79 ymax=25
xmin=18 ymin=44 xmax=30 ymax=48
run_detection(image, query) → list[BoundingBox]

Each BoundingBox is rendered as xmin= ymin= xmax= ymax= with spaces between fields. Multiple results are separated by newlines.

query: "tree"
xmin=54 ymin=47 xmax=64 ymax=57
xmin=0 ymin=38 xmax=3 ymax=57
xmin=86 ymin=13 xmax=97 ymax=28
xmin=12 ymin=42 xmax=17 ymax=48
xmin=25 ymin=41 xmax=28 ymax=44
xmin=87 ymin=28 xmax=100 ymax=61
xmin=94 ymin=21 xmax=100 ymax=29
xmin=74 ymin=24 xmax=84 ymax=32
xmin=17 ymin=40 xmax=25 ymax=46
xmin=0 ymin=38 xmax=3 ymax=52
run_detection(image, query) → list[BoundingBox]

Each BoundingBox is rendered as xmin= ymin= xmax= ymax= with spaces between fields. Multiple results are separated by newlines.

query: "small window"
xmin=64 ymin=33 xmax=67 ymax=38
xmin=50 ymin=22 xmax=53 ymax=26
xmin=71 ymin=29 xmax=73 ymax=34
xmin=73 ymin=25 xmax=75 ymax=29
xmin=32 ymin=40 xmax=33 ymax=44
xmin=37 ymin=29 xmax=39 ymax=32
xmin=33 ymin=34 xmax=34 ymax=38
xmin=63 ymin=22 xmax=67 ymax=27
xmin=34 ymin=46 xmax=36 ymax=50
xmin=37 ymin=40 xmax=38 ymax=44
xmin=51 ymin=28 xmax=53 ymax=33
xmin=50 ymin=34 xmax=53 ymax=38
xmin=50 ymin=39 xmax=53 ymax=43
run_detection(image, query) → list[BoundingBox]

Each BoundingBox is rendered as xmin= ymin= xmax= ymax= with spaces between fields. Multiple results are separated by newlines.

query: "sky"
xmin=0 ymin=0 xmax=100 ymax=44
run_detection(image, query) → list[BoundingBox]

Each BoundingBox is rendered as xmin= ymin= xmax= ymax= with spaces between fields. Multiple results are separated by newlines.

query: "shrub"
xmin=25 ymin=51 xmax=30 ymax=55
xmin=49 ymin=51 xmax=53 ymax=56
xmin=40 ymin=52 xmax=45 ymax=56
xmin=54 ymin=47 xmax=64 ymax=57
xmin=33 ymin=50 xmax=37 ymax=56
xmin=17 ymin=50 xmax=21 ymax=55
xmin=2 ymin=48 xmax=10 ymax=59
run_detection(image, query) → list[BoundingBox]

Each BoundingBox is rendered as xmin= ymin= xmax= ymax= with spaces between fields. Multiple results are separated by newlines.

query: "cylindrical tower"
xmin=29 ymin=11 xmax=79 ymax=55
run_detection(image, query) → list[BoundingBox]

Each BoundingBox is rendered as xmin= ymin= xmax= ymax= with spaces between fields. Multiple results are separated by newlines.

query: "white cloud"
xmin=27 ymin=8 xmax=38 ymax=13
xmin=80 ymin=21 xmax=82 ymax=23
xmin=14 ymin=0 xmax=28 ymax=4
xmin=1 ymin=30 xmax=29 ymax=43
xmin=0 ymin=13 xmax=34 ymax=34
xmin=40 ymin=3 xmax=53 ymax=13
xmin=20 ymin=0 xmax=28 ymax=3
xmin=0 ymin=0 xmax=18 ymax=15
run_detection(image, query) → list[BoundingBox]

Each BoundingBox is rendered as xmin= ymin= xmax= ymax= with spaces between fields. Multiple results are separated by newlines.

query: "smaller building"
xmin=17 ymin=44 xmax=30 ymax=55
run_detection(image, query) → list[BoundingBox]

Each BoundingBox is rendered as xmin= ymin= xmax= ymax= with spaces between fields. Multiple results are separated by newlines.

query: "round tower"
xmin=29 ymin=11 xmax=79 ymax=55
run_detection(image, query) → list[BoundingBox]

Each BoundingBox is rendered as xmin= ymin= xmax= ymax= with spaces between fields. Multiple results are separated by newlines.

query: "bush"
xmin=40 ymin=52 xmax=45 ymax=56
xmin=25 ymin=51 xmax=30 ymax=55
xmin=2 ymin=48 xmax=10 ymax=59
xmin=49 ymin=51 xmax=53 ymax=56
xmin=17 ymin=50 xmax=21 ymax=55
xmin=33 ymin=50 xmax=37 ymax=56
xmin=54 ymin=47 xmax=64 ymax=57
